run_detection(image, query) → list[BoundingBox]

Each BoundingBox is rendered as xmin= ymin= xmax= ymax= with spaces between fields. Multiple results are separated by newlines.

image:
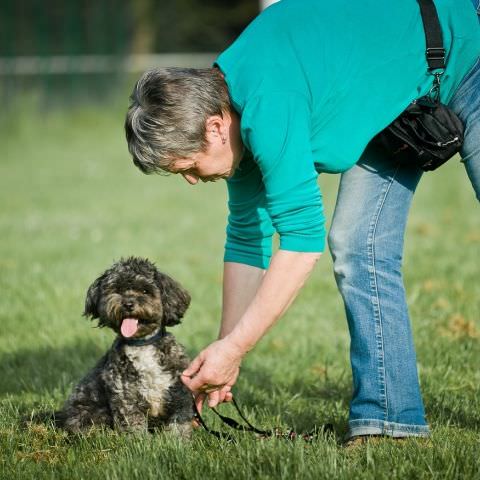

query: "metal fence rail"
xmin=1 ymin=0 xmax=259 ymax=108
xmin=0 ymin=53 xmax=217 ymax=109
xmin=0 ymin=53 xmax=217 ymax=76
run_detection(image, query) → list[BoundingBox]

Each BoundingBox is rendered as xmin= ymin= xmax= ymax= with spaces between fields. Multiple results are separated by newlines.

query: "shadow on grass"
xmin=425 ymin=394 xmax=480 ymax=432
xmin=229 ymin=366 xmax=480 ymax=435
xmin=1 ymin=340 xmax=351 ymax=436
xmin=0 ymin=341 xmax=105 ymax=396
xmin=8 ymin=341 xmax=477 ymax=438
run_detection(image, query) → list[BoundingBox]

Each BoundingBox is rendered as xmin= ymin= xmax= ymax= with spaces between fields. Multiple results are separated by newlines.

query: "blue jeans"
xmin=328 ymin=3 xmax=480 ymax=439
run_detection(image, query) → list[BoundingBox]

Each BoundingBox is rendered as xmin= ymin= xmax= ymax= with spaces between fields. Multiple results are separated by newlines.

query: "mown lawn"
xmin=0 ymin=103 xmax=479 ymax=479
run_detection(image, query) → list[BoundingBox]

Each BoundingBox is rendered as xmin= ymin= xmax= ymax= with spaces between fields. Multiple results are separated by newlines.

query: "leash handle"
xmin=226 ymin=397 xmax=334 ymax=439
xmin=192 ymin=397 xmax=236 ymax=442
xmin=196 ymin=395 xmax=334 ymax=442
xmin=212 ymin=398 xmax=270 ymax=436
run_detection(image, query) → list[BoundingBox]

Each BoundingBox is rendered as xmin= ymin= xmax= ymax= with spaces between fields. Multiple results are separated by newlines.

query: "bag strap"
xmin=417 ymin=0 xmax=446 ymax=71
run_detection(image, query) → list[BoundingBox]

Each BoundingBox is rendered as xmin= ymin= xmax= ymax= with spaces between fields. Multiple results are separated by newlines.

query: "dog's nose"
xmin=124 ymin=301 xmax=134 ymax=310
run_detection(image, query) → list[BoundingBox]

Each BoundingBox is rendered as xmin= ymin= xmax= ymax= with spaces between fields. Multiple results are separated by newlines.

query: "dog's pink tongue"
xmin=121 ymin=318 xmax=139 ymax=338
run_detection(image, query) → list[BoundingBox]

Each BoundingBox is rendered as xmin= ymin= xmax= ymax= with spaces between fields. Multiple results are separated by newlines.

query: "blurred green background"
xmin=0 ymin=0 xmax=259 ymax=107
xmin=1 ymin=1 xmax=479 ymax=478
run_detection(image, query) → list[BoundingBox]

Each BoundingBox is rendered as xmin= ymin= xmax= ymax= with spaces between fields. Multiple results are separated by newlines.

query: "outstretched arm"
xmin=224 ymin=250 xmax=320 ymax=351
xmin=183 ymin=261 xmax=265 ymax=411
xmin=182 ymin=93 xmax=325 ymax=408
xmin=218 ymin=261 xmax=266 ymax=339
xmin=181 ymin=249 xmax=321 ymax=408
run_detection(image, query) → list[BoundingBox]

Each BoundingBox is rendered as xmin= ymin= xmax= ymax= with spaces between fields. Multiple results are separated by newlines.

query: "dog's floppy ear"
xmin=83 ymin=273 xmax=105 ymax=319
xmin=155 ymin=271 xmax=191 ymax=326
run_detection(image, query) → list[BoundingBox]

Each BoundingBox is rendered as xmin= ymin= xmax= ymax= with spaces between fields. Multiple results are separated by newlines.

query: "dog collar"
xmin=115 ymin=326 xmax=167 ymax=348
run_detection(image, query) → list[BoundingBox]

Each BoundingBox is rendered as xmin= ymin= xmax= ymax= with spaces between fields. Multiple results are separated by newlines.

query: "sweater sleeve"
xmin=224 ymin=151 xmax=275 ymax=269
xmin=242 ymin=92 xmax=325 ymax=253
xmin=224 ymin=92 xmax=325 ymax=268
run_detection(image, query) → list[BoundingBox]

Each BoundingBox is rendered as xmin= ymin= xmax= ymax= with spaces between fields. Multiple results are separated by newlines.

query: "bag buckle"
xmin=426 ymin=47 xmax=446 ymax=70
xmin=426 ymin=47 xmax=446 ymax=62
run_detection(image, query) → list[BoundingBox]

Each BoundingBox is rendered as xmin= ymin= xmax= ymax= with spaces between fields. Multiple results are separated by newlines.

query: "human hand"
xmin=181 ymin=338 xmax=244 ymax=409
xmin=193 ymin=385 xmax=233 ymax=413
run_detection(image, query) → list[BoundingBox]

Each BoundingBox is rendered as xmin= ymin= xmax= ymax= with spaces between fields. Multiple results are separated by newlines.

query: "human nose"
xmin=182 ymin=173 xmax=199 ymax=185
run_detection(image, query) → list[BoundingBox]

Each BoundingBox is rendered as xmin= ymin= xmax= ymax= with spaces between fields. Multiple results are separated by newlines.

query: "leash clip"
xmin=428 ymin=70 xmax=444 ymax=103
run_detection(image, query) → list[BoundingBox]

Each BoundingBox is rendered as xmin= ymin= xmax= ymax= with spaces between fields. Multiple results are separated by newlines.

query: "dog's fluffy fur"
xmin=55 ymin=257 xmax=193 ymax=436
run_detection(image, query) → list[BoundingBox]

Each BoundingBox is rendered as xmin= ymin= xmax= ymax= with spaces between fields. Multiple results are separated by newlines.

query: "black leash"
xmin=193 ymin=396 xmax=334 ymax=443
xmin=192 ymin=398 xmax=236 ymax=442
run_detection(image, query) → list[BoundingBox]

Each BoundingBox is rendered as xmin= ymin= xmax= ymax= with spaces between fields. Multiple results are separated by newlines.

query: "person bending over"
xmin=125 ymin=0 xmax=480 ymax=441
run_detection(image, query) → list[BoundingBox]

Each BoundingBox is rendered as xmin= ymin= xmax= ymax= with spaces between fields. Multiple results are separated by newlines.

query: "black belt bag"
xmin=374 ymin=0 xmax=464 ymax=171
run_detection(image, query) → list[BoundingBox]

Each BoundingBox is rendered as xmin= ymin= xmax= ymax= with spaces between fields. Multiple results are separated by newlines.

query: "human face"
xmin=169 ymin=151 xmax=236 ymax=185
xmin=169 ymin=111 xmax=243 ymax=185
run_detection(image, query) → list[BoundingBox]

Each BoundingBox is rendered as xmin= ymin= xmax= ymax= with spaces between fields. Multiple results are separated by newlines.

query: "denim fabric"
xmin=328 ymin=2 xmax=480 ymax=440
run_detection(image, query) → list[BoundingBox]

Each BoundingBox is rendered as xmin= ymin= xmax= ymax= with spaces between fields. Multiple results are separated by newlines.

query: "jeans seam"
xmin=346 ymin=419 xmax=430 ymax=440
xmin=366 ymin=165 xmax=400 ymax=422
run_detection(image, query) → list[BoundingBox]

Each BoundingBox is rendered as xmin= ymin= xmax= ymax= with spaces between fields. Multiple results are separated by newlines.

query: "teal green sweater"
xmin=215 ymin=0 xmax=480 ymax=269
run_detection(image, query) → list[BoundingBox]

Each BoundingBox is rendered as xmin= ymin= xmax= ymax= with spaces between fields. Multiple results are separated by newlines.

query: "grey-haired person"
xmin=125 ymin=0 xmax=480 ymax=441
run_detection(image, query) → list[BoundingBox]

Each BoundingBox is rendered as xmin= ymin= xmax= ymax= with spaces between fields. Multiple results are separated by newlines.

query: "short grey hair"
xmin=125 ymin=67 xmax=231 ymax=174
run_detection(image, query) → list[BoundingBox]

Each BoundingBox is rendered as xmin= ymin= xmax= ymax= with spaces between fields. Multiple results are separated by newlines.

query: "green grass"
xmin=1 ymin=102 xmax=479 ymax=479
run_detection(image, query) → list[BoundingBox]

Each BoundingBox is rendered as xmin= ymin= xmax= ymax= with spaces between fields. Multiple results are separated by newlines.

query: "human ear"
xmin=205 ymin=115 xmax=228 ymax=144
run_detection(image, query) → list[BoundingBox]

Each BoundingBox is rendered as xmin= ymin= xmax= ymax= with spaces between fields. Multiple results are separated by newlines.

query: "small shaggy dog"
xmin=55 ymin=257 xmax=194 ymax=436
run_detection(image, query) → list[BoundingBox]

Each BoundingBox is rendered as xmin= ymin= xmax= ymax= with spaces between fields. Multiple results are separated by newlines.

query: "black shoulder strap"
xmin=417 ymin=0 xmax=446 ymax=70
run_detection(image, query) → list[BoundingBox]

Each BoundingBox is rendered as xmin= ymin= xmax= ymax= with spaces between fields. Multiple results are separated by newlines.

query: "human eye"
xmin=170 ymin=160 xmax=197 ymax=175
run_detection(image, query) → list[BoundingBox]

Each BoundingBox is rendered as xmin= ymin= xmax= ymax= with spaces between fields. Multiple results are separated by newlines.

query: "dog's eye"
xmin=142 ymin=289 xmax=148 ymax=294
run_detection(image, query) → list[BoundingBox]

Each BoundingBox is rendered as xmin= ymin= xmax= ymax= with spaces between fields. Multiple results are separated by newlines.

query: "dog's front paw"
xmin=163 ymin=421 xmax=193 ymax=439
xmin=114 ymin=420 xmax=149 ymax=434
